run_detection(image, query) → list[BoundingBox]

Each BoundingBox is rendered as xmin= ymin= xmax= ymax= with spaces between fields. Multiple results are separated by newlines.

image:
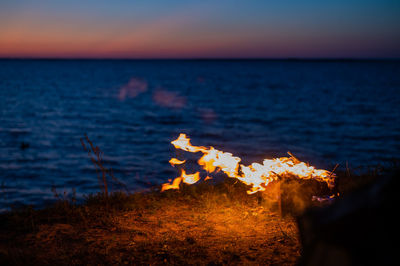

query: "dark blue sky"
xmin=1 ymin=0 xmax=399 ymax=58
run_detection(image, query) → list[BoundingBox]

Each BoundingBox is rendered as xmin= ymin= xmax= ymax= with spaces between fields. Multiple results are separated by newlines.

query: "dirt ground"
xmin=0 ymin=182 xmax=301 ymax=265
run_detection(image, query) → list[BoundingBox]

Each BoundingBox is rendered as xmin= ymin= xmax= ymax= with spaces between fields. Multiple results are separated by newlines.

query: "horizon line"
xmin=0 ymin=57 xmax=399 ymax=61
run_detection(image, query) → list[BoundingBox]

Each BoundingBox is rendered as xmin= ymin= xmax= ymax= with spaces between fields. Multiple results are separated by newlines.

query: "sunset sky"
xmin=1 ymin=0 xmax=399 ymax=59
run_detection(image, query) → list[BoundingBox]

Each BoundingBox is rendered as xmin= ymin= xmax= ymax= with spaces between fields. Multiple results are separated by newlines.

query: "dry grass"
xmin=0 ymin=179 xmax=301 ymax=265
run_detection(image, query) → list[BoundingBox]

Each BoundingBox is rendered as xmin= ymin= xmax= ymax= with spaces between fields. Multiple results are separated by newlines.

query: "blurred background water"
xmin=0 ymin=59 xmax=399 ymax=210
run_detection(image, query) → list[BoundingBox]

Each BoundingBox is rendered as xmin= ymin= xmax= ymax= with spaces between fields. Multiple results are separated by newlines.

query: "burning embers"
xmin=162 ymin=134 xmax=335 ymax=194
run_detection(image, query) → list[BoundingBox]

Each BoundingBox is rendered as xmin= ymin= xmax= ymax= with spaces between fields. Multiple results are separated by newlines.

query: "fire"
xmin=161 ymin=169 xmax=200 ymax=191
xmin=169 ymin=158 xmax=186 ymax=166
xmin=162 ymin=134 xmax=335 ymax=194
xmin=180 ymin=169 xmax=201 ymax=184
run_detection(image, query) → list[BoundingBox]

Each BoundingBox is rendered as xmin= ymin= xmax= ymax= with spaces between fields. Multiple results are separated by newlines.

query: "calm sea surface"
xmin=1 ymin=59 xmax=399 ymax=209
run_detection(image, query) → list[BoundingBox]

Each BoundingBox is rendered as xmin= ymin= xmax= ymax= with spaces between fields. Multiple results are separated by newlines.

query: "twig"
xmin=277 ymin=223 xmax=295 ymax=240
xmin=328 ymin=163 xmax=339 ymax=179
xmin=80 ymin=134 xmax=128 ymax=196
xmin=287 ymin=151 xmax=300 ymax=164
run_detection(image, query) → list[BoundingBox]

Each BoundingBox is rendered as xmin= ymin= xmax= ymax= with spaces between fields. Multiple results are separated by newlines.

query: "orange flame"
xmin=161 ymin=177 xmax=182 ymax=191
xmin=169 ymin=158 xmax=186 ymax=166
xmin=180 ymin=169 xmax=200 ymax=184
xmin=163 ymin=134 xmax=335 ymax=194
xmin=161 ymin=168 xmax=200 ymax=192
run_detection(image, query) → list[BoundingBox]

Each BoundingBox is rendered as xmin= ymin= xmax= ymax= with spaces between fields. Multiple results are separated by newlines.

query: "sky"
xmin=0 ymin=0 xmax=399 ymax=59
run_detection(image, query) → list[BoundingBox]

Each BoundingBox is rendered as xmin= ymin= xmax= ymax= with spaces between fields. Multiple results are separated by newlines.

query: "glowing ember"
xmin=163 ymin=133 xmax=335 ymax=194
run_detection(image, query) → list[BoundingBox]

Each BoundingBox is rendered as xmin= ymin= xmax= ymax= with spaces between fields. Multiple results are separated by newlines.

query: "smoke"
xmin=152 ymin=89 xmax=186 ymax=109
xmin=118 ymin=78 xmax=148 ymax=101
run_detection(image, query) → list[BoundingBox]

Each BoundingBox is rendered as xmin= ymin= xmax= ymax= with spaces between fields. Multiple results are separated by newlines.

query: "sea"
xmin=0 ymin=59 xmax=399 ymax=210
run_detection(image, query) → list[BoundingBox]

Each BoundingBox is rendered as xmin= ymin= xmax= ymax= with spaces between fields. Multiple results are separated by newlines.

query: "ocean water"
xmin=0 ymin=59 xmax=399 ymax=209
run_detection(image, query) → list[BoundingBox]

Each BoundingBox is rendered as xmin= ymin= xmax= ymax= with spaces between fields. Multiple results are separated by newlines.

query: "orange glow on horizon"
xmin=0 ymin=2 xmax=398 ymax=59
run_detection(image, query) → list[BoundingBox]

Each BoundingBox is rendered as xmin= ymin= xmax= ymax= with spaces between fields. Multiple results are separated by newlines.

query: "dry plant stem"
xmin=277 ymin=223 xmax=291 ymax=240
xmin=88 ymin=134 xmax=108 ymax=196
xmin=110 ymin=169 xmax=129 ymax=194
xmin=328 ymin=164 xmax=339 ymax=180
xmin=81 ymin=134 xmax=127 ymax=197
xmin=345 ymin=161 xmax=352 ymax=178
xmin=81 ymin=134 xmax=108 ymax=196
xmin=287 ymin=151 xmax=300 ymax=164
